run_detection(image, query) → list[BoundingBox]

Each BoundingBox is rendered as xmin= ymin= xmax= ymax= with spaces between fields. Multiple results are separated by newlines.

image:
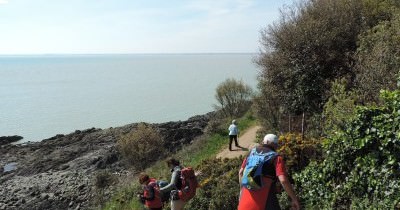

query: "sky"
xmin=0 ymin=0 xmax=292 ymax=54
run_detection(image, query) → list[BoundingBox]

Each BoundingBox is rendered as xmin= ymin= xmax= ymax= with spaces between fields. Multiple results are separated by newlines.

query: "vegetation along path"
xmin=216 ymin=125 xmax=261 ymax=159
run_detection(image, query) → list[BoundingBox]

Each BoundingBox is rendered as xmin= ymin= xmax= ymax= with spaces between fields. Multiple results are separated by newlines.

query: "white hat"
xmin=263 ymin=134 xmax=278 ymax=145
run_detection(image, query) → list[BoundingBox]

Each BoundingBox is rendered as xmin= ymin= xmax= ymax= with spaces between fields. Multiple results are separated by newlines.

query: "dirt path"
xmin=216 ymin=125 xmax=261 ymax=159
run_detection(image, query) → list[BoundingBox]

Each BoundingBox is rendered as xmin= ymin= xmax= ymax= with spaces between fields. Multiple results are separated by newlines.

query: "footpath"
xmin=216 ymin=125 xmax=261 ymax=159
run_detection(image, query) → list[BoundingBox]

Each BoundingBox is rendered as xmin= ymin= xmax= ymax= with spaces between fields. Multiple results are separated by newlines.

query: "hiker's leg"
xmin=229 ymin=135 xmax=234 ymax=150
xmin=171 ymin=199 xmax=186 ymax=210
xmin=234 ymin=135 xmax=239 ymax=147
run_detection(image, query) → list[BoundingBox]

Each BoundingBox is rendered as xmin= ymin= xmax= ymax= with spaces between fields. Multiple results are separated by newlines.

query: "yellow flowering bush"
xmin=277 ymin=133 xmax=322 ymax=174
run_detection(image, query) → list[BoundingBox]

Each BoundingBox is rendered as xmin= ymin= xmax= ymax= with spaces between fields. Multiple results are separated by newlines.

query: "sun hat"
xmin=263 ymin=134 xmax=278 ymax=145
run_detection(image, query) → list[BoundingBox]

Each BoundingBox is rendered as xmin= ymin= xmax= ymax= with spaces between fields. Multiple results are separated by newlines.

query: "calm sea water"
xmin=0 ymin=54 xmax=258 ymax=142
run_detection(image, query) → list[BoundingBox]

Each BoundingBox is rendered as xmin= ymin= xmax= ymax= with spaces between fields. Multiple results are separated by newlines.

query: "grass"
xmin=103 ymin=112 xmax=258 ymax=210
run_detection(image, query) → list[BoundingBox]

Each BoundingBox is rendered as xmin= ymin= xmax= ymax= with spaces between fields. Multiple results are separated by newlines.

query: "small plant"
xmin=94 ymin=170 xmax=118 ymax=207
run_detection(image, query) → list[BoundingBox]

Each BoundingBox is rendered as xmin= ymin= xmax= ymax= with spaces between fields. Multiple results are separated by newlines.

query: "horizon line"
xmin=0 ymin=52 xmax=258 ymax=57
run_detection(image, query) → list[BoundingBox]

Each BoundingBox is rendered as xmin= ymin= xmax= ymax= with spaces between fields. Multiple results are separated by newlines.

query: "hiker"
xmin=138 ymin=173 xmax=163 ymax=210
xmin=159 ymin=158 xmax=187 ymax=210
xmin=228 ymin=119 xmax=240 ymax=151
xmin=238 ymin=134 xmax=300 ymax=210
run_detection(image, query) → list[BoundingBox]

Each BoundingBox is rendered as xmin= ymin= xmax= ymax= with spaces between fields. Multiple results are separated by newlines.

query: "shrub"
xmin=277 ymin=133 xmax=322 ymax=175
xmin=117 ymin=123 xmax=165 ymax=170
xmin=186 ymin=158 xmax=242 ymax=210
xmin=94 ymin=170 xmax=118 ymax=207
xmin=323 ymin=78 xmax=357 ymax=136
xmin=295 ymin=88 xmax=400 ymax=209
xmin=95 ymin=170 xmax=117 ymax=189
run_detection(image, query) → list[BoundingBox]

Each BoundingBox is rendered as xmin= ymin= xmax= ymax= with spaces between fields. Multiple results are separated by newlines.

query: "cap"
xmin=263 ymin=134 xmax=278 ymax=145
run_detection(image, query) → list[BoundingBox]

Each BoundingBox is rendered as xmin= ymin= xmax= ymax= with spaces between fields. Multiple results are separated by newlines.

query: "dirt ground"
xmin=216 ymin=125 xmax=261 ymax=159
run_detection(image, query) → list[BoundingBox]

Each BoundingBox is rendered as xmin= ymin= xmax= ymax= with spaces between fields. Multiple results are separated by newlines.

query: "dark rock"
xmin=59 ymin=164 xmax=69 ymax=170
xmin=0 ymin=135 xmax=23 ymax=145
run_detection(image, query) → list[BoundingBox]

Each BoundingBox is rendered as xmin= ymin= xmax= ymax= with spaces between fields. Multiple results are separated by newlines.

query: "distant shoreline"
xmin=0 ymin=52 xmax=257 ymax=57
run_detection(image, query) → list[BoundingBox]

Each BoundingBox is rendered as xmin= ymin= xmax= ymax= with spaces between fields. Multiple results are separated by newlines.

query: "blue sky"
xmin=0 ymin=0 xmax=291 ymax=54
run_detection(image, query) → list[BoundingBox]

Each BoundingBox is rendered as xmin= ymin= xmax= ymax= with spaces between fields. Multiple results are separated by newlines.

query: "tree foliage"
xmin=253 ymin=80 xmax=282 ymax=132
xmin=256 ymin=0 xmax=363 ymax=116
xmin=355 ymin=11 xmax=400 ymax=103
xmin=214 ymin=78 xmax=253 ymax=118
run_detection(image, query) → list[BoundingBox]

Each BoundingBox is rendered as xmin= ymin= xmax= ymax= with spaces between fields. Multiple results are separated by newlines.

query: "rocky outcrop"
xmin=0 ymin=112 xmax=212 ymax=210
xmin=0 ymin=135 xmax=23 ymax=146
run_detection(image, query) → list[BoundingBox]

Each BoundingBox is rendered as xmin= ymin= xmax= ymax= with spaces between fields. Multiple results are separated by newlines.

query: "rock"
xmin=69 ymin=201 xmax=74 ymax=207
xmin=59 ymin=165 xmax=69 ymax=170
xmin=0 ymin=135 xmax=23 ymax=145
xmin=74 ymin=204 xmax=80 ymax=210
xmin=78 ymin=184 xmax=85 ymax=191
xmin=40 ymin=193 xmax=49 ymax=200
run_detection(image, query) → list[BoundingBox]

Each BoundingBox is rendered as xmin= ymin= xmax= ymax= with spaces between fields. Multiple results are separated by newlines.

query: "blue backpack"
xmin=241 ymin=147 xmax=277 ymax=190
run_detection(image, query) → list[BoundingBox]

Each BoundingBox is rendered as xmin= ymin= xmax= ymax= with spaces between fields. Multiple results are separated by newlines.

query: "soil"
xmin=216 ymin=125 xmax=261 ymax=159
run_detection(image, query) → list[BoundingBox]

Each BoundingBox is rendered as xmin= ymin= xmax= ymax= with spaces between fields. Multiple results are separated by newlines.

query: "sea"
xmin=0 ymin=54 xmax=259 ymax=143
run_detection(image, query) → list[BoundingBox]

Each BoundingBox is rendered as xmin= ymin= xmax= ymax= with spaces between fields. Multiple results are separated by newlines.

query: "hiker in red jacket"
xmin=238 ymin=134 xmax=300 ymax=210
xmin=138 ymin=173 xmax=163 ymax=210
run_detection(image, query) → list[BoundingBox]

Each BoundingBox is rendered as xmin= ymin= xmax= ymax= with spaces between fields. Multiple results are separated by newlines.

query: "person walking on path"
xmin=228 ymin=119 xmax=240 ymax=151
xmin=238 ymin=134 xmax=300 ymax=210
xmin=160 ymin=158 xmax=186 ymax=210
xmin=138 ymin=173 xmax=163 ymax=210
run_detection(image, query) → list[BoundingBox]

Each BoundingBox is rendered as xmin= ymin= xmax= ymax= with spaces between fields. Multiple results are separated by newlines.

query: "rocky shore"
xmin=0 ymin=113 xmax=212 ymax=210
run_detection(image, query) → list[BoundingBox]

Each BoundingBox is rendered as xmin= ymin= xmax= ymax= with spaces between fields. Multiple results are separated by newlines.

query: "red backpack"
xmin=178 ymin=167 xmax=198 ymax=201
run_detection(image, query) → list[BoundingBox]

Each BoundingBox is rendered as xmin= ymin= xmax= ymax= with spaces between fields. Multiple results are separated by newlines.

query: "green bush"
xmin=117 ymin=123 xmax=165 ymax=170
xmin=295 ymin=89 xmax=400 ymax=209
xmin=323 ymin=78 xmax=358 ymax=135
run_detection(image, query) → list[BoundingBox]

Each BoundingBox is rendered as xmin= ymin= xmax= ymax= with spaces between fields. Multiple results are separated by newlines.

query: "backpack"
xmin=144 ymin=179 xmax=163 ymax=208
xmin=241 ymin=147 xmax=277 ymax=190
xmin=177 ymin=167 xmax=198 ymax=201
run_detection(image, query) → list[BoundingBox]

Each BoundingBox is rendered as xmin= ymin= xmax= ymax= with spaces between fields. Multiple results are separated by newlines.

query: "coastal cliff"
xmin=0 ymin=113 xmax=212 ymax=210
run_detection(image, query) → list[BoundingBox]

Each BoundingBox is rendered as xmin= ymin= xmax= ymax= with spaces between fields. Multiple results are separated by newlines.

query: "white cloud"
xmin=0 ymin=0 xmax=8 ymax=4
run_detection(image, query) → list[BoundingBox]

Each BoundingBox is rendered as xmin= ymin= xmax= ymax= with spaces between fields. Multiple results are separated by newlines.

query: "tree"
xmin=254 ymin=0 xmax=400 ymax=134
xmin=257 ymin=0 xmax=364 ymax=115
xmin=253 ymin=80 xmax=282 ymax=132
xmin=214 ymin=78 xmax=253 ymax=118
xmin=355 ymin=11 xmax=400 ymax=103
